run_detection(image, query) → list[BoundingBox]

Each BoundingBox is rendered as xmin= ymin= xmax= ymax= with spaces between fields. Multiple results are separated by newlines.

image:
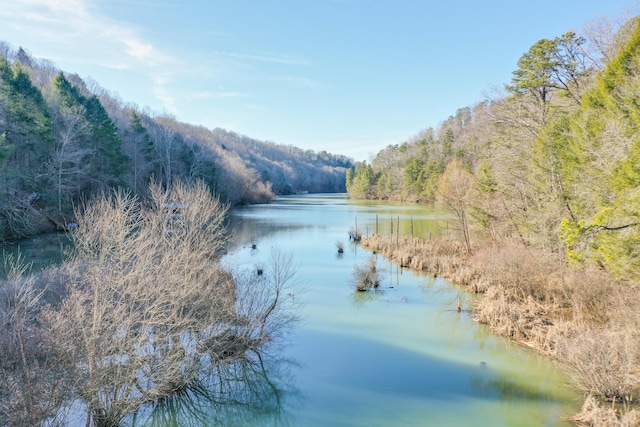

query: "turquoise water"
xmin=219 ymin=194 xmax=581 ymax=426
xmin=1 ymin=194 xmax=581 ymax=426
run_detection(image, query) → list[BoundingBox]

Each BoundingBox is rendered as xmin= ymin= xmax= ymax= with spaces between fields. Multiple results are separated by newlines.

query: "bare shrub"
xmin=556 ymin=267 xmax=613 ymax=324
xmin=474 ymin=243 xmax=562 ymax=301
xmin=352 ymin=256 xmax=383 ymax=291
xmin=234 ymin=249 xmax=301 ymax=350
xmin=568 ymin=394 xmax=640 ymax=427
xmin=348 ymin=226 xmax=362 ymax=242
xmin=0 ymin=253 xmax=70 ymax=426
xmin=41 ymin=180 xmax=298 ymax=425
xmin=607 ymin=284 xmax=640 ymax=331
xmin=557 ymin=329 xmax=640 ymax=403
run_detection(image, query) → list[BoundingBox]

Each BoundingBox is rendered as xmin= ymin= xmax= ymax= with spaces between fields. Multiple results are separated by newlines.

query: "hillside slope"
xmin=0 ymin=43 xmax=353 ymax=240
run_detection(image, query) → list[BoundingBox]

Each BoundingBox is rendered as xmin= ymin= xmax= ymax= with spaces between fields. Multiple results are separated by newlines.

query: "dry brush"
xmin=0 ymin=180 xmax=299 ymax=426
xmin=361 ymin=234 xmax=640 ymax=424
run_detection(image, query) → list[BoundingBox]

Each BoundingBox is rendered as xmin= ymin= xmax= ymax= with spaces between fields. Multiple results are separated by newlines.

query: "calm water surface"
xmin=221 ymin=194 xmax=581 ymax=427
xmin=0 ymin=232 xmax=71 ymax=278
xmin=1 ymin=194 xmax=581 ymax=426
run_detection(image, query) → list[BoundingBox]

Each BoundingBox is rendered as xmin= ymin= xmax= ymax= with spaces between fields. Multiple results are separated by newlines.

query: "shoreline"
xmin=361 ymin=234 xmax=640 ymax=426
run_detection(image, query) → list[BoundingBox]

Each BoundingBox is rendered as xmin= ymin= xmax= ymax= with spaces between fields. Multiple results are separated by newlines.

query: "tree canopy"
xmin=346 ymin=17 xmax=640 ymax=282
xmin=0 ymin=45 xmax=353 ymax=241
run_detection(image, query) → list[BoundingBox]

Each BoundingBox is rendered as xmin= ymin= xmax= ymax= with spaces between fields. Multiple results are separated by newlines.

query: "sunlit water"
xmin=220 ymin=194 xmax=581 ymax=427
xmin=1 ymin=194 xmax=582 ymax=426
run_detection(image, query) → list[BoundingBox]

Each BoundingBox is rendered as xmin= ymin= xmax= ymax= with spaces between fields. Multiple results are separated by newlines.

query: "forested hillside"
xmin=347 ymin=16 xmax=640 ymax=282
xmin=0 ymin=43 xmax=352 ymax=241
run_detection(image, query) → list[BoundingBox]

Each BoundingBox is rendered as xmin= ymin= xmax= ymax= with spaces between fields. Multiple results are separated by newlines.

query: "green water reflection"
xmin=0 ymin=232 xmax=71 ymax=278
xmin=0 ymin=194 xmax=581 ymax=426
xmin=220 ymin=194 xmax=581 ymax=426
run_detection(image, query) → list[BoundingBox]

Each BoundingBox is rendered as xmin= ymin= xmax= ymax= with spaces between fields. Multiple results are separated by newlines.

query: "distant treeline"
xmin=347 ymin=16 xmax=640 ymax=282
xmin=0 ymin=43 xmax=353 ymax=241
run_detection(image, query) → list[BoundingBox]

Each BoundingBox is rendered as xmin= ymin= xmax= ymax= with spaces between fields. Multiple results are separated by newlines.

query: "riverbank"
xmin=361 ymin=234 xmax=640 ymax=426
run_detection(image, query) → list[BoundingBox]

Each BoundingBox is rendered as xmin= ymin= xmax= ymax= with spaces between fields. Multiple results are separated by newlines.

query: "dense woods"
xmin=2 ymin=7 xmax=640 ymax=425
xmin=350 ymin=14 xmax=640 ymax=424
xmin=347 ymin=16 xmax=640 ymax=284
xmin=0 ymin=43 xmax=352 ymax=241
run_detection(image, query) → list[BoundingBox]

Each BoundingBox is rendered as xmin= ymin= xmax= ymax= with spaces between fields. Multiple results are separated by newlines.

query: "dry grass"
xmin=362 ymin=235 xmax=469 ymax=279
xmin=567 ymin=395 xmax=640 ymax=427
xmin=362 ymin=234 xmax=640 ymax=425
xmin=557 ymin=329 xmax=640 ymax=402
xmin=352 ymin=256 xmax=383 ymax=291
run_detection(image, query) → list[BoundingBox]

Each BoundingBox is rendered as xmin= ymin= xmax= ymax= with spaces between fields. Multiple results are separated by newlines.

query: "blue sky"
xmin=0 ymin=1 xmax=637 ymax=161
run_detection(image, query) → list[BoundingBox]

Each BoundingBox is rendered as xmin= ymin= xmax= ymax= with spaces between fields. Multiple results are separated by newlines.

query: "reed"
xmin=362 ymin=234 xmax=640 ymax=424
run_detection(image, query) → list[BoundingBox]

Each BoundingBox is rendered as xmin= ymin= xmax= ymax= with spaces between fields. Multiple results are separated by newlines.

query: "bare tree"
xmin=150 ymin=116 xmax=178 ymax=188
xmin=436 ymin=159 xmax=475 ymax=253
xmin=583 ymin=11 xmax=639 ymax=69
xmin=48 ymin=103 xmax=92 ymax=213
xmin=41 ymin=180 xmax=297 ymax=426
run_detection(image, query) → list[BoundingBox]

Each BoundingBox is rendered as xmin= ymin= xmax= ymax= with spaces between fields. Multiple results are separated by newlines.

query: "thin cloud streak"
xmin=217 ymin=51 xmax=310 ymax=66
xmin=272 ymin=75 xmax=328 ymax=90
xmin=0 ymin=0 xmax=180 ymax=96
xmin=190 ymin=91 xmax=250 ymax=100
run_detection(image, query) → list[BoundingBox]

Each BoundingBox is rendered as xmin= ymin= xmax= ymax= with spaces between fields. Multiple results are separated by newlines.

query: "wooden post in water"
xmin=376 ymin=214 xmax=379 ymax=236
xmin=352 ymin=216 xmax=360 ymax=242
xmin=389 ymin=217 xmax=393 ymax=249
xmin=410 ymin=216 xmax=414 ymax=238
xmin=396 ymin=216 xmax=400 ymax=248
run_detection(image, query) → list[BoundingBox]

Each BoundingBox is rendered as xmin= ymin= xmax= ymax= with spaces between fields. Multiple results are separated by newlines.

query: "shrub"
xmin=557 ymin=329 xmax=640 ymax=403
xmin=0 ymin=180 xmax=300 ymax=426
xmin=352 ymin=256 xmax=383 ymax=291
xmin=567 ymin=394 xmax=640 ymax=426
xmin=348 ymin=226 xmax=362 ymax=242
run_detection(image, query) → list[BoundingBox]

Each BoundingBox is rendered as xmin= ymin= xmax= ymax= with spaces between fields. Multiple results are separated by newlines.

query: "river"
xmin=220 ymin=193 xmax=580 ymax=426
xmin=1 ymin=193 xmax=581 ymax=426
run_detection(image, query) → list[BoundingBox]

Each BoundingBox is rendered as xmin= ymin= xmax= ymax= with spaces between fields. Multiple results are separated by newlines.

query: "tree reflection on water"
xmin=131 ymin=351 xmax=301 ymax=427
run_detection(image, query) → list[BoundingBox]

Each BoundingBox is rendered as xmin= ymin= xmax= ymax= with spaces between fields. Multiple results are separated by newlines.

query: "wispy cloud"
xmin=151 ymin=73 xmax=179 ymax=114
xmin=272 ymin=75 xmax=328 ymax=90
xmin=4 ymin=0 xmax=173 ymax=63
xmin=190 ymin=91 xmax=250 ymax=100
xmin=217 ymin=51 xmax=310 ymax=66
xmin=0 ymin=0 xmax=180 ymax=110
xmin=0 ymin=0 xmax=327 ymax=141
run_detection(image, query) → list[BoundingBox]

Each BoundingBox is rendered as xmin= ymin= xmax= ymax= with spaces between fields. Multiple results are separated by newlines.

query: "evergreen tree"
xmin=0 ymin=58 xmax=54 ymax=239
xmin=544 ymin=20 xmax=640 ymax=280
xmin=126 ymin=111 xmax=154 ymax=193
xmin=53 ymin=72 xmax=126 ymax=191
xmin=84 ymin=95 xmax=127 ymax=186
xmin=0 ymin=133 xmax=11 ymax=166
xmin=0 ymin=58 xmax=54 ymax=170
xmin=346 ymin=162 xmax=377 ymax=199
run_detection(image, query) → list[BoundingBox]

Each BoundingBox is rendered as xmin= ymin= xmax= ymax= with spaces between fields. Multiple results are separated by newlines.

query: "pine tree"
xmin=53 ymin=72 xmax=127 ymax=191
xmin=547 ymin=20 xmax=640 ymax=280
xmin=0 ymin=58 xmax=54 ymax=170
